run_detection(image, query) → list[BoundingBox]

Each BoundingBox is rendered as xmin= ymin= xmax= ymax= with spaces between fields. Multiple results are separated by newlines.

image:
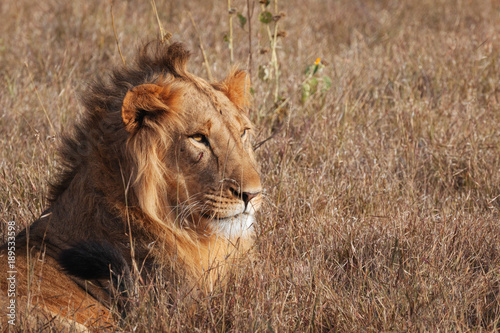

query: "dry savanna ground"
xmin=1 ymin=0 xmax=500 ymax=331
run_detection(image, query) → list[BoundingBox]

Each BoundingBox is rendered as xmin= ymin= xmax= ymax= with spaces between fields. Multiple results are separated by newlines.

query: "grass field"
xmin=1 ymin=0 xmax=500 ymax=331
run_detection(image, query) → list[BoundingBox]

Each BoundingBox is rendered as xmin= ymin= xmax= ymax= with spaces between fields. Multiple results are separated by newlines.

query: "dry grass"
xmin=1 ymin=0 xmax=500 ymax=331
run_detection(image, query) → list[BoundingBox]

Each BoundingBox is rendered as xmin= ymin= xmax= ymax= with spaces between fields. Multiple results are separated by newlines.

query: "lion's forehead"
xmin=180 ymin=87 xmax=250 ymax=136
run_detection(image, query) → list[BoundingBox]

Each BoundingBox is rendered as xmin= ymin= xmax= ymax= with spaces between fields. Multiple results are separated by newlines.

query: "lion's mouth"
xmin=199 ymin=212 xmax=255 ymax=238
xmin=200 ymin=211 xmax=253 ymax=222
xmin=216 ymin=212 xmax=253 ymax=222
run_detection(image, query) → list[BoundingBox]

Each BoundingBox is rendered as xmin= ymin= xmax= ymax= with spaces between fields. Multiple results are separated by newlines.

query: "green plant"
xmin=300 ymin=57 xmax=332 ymax=105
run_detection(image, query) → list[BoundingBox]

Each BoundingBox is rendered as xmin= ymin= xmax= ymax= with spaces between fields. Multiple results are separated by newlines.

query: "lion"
xmin=0 ymin=41 xmax=262 ymax=330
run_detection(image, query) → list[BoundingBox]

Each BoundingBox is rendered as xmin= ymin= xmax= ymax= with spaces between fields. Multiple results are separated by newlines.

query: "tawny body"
xmin=0 ymin=248 xmax=113 ymax=331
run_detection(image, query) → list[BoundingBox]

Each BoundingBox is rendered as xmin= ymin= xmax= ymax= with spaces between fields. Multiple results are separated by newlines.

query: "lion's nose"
xmin=229 ymin=185 xmax=261 ymax=206
xmin=242 ymin=191 xmax=260 ymax=205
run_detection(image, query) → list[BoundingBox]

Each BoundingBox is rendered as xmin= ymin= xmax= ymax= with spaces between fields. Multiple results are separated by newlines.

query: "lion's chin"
xmin=210 ymin=213 xmax=255 ymax=239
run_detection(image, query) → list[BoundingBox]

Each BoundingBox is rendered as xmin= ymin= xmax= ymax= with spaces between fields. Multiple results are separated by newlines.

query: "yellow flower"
xmin=315 ymin=58 xmax=321 ymax=65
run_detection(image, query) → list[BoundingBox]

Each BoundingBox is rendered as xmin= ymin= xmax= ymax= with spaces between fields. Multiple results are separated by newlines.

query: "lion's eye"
xmin=241 ymin=129 xmax=247 ymax=138
xmin=191 ymin=134 xmax=209 ymax=146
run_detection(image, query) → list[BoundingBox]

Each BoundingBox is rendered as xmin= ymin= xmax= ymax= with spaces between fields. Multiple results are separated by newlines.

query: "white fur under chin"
xmin=212 ymin=213 xmax=255 ymax=239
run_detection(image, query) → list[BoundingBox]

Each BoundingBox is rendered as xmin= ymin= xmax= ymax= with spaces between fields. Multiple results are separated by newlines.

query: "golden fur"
xmin=0 ymin=41 xmax=262 ymax=329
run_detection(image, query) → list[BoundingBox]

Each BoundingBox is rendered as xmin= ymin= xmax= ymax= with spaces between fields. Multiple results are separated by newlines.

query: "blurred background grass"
xmin=1 ymin=0 xmax=499 ymax=331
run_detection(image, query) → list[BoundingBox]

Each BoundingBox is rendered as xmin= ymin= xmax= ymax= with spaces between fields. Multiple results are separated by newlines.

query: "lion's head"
xmin=120 ymin=61 xmax=262 ymax=240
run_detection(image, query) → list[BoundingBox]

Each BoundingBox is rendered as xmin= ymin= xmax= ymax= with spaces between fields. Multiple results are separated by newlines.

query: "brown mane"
xmin=49 ymin=42 xmax=191 ymax=203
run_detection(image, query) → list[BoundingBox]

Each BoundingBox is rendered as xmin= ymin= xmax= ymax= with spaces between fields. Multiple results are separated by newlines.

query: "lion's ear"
xmin=121 ymin=83 xmax=181 ymax=133
xmin=216 ymin=70 xmax=251 ymax=111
